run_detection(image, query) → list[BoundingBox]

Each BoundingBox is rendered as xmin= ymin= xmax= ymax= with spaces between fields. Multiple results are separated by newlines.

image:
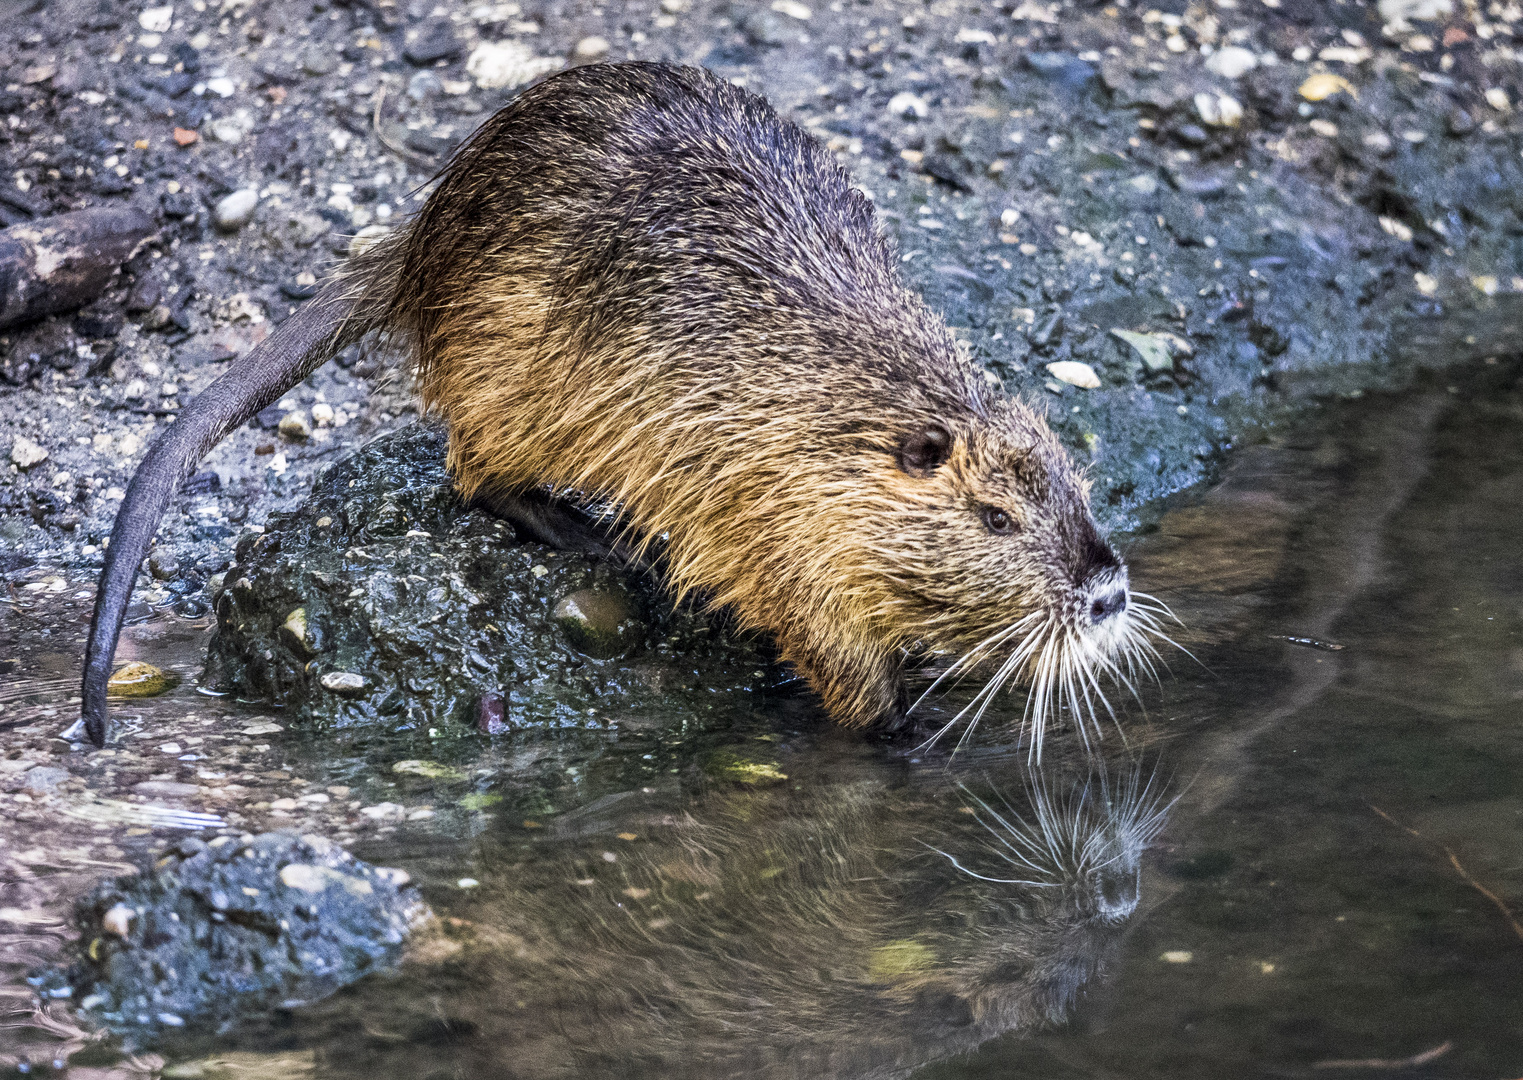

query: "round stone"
xmin=213 ymin=189 xmax=259 ymax=232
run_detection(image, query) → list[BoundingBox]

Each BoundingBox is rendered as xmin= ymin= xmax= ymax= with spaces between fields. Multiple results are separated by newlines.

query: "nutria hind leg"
xmin=470 ymin=486 xmax=644 ymax=568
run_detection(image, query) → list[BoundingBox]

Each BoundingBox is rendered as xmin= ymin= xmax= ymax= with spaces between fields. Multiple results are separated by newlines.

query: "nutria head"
xmin=850 ymin=387 xmax=1170 ymax=752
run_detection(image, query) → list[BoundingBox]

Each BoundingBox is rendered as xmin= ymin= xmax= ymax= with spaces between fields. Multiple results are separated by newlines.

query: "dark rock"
xmin=403 ymin=19 xmax=461 ymax=65
xmin=1446 ymin=107 xmax=1476 ymax=136
xmin=0 ymin=207 xmax=156 ymax=330
xmin=1024 ymin=52 xmax=1095 ymax=91
xmin=45 ymin=833 xmax=423 ymax=1042
xmin=203 ymin=424 xmax=785 ymax=731
xmin=125 ymin=277 xmax=163 ymax=313
xmin=73 ymin=303 xmax=124 ymax=338
xmin=1031 ymin=311 xmax=1064 ymax=349
xmin=404 ymin=128 xmax=457 ymax=157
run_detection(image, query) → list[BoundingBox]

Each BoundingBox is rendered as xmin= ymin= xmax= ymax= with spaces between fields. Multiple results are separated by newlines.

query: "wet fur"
xmin=83 ymin=62 xmax=1143 ymax=744
xmin=351 ymin=63 xmax=1124 ymax=729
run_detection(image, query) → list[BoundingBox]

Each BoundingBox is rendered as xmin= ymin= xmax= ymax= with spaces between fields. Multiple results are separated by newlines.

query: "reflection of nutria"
xmin=80 ymin=62 xmax=1169 ymax=749
xmin=297 ymin=761 xmax=1169 ymax=1078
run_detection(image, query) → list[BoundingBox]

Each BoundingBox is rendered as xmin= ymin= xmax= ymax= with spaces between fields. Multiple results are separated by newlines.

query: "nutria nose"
xmin=1089 ymin=590 xmax=1127 ymax=623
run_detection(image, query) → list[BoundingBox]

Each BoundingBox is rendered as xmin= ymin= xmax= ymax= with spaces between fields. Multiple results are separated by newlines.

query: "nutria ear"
xmin=898 ymin=426 xmax=951 ymax=477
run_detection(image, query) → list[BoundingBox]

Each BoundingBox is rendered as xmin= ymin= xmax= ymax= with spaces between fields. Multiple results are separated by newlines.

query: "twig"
xmin=1371 ymin=805 xmax=1523 ymax=944
xmin=1312 ymin=1040 xmax=1452 ymax=1069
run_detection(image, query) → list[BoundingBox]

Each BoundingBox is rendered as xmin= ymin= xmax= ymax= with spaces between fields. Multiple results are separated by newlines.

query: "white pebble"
xmin=1045 ymin=361 xmax=1101 ymax=390
xmin=138 ymin=5 xmax=173 ymax=32
xmin=213 ymin=189 xmax=259 ymax=232
xmin=9 ymin=436 xmax=48 ymax=470
xmin=574 ymin=35 xmax=610 ymax=59
xmin=886 ymin=91 xmax=928 ymax=119
xmin=204 ymin=76 xmax=235 ymax=98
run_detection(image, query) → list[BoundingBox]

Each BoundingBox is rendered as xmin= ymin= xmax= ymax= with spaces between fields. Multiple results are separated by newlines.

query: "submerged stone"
xmin=204 ymin=424 xmax=785 ymax=731
xmin=44 ymin=832 xmax=424 ymax=1044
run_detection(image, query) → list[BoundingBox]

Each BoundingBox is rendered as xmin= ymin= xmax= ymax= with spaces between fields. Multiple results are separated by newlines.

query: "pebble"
xmin=302 ymin=47 xmax=337 ymax=77
xmin=1046 ymin=361 xmax=1101 ymax=389
xmin=465 ymin=41 xmax=561 ymax=91
xmin=203 ymin=76 xmax=235 ymax=98
xmin=22 ymin=766 xmax=70 ymax=796
xmin=1111 ymin=329 xmax=1175 ymax=373
xmin=574 ymin=36 xmax=611 ymax=60
xmin=239 ymin=721 xmax=284 ymax=736
xmin=1194 ymin=93 xmax=1243 ymax=128
xmin=102 ymin=903 xmax=134 ymax=937
xmin=553 ymin=588 xmax=638 ymax=659
xmin=1205 ymin=46 xmax=1257 ymax=79
xmin=106 ymin=661 xmax=180 ymax=697
xmin=10 ymin=436 xmax=48 ymax=470
xmin=886 ymin=91 xmax=929 ymax=119
xmin=311 ymin=403 xmax=335 ymax=426
xmin=770 ymin=0 xmax=811 ymax=19
xmin=148 ymin=549 xmax=180 ymax=580
xmin=133 ymin=780 xmax=201 ymax=798
xmin=1299 ymin=73 xmax=1356 ymax=102
xmin=403 ymin=19 xmax=462 ymax=66
xmin=278 ymin=410 xmax=312 ymax=439
xmin=319 ymin=671 xmax=367 ymax=696
xmin=213 ymin=189 xmax=259 ymax=233
xmin=138 ymin=5 xmax=174 ymax=32
xmin=349 ymin=224 xmax=391 ymax=258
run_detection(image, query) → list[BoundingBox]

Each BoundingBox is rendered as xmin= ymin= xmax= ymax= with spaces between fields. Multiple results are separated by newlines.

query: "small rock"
xmin=404 ymin=19 xmax=462 ymax=65
xmin=172 ymin=127 xmax=199 ymax=147
xmin=406 ymin=71 xmax=443 ymax=102
xmin=360 ymin=802 xmax=405 ymax=820
xmin=311 ymin=403 xmax=335 ymax=426
xmin=21 ymin=64 xmax=57 ymax=86
xmin=573 ymin=36 xmax=610 ymax=59
xmin=106 ymin=662 xmax=180 ymax=698
xmin=239 ymin=721 xmax=284 ymax=736
xmin=10 ymin=436 xmax=48 ymax=470
xmin=553 ymin=588 xmax=639 ymax=659
xmin=886 ymin=91 xmax=928 ymax=119
xmin=391 ymin=760 xmax=466 ymax=780
xmin=1309 ymin=119 xmax=1340 ymax=139
xmin=465 ymin=41 xmax=561 ymax=91
xmin=1205 ymin=46 xmax=1257 ymax=79
xmin=1299 ymin=73 xmax=1356 ymax=102
xmin=102 ymin=904 xmax=134 ymax=937
xmin=203 ymin=76 xmax=235 ymax=98
xmin=1194 ymin=92 xmax=1244 ymax=128
xmin=278 ymin=410 xmax=312 ymax=439
xmin=349 ymin=225 xmax=391 ymax=258
xmin=138 ymin=4 xmax=174 ymax=32
xmin=22 ymin=766 xmax=70 ymax=796
xmin=319 ymin=671 xmax=367 ymax=696
xmin=1046 ymin=361 xmax=1102 ymax=389
xmin=208 ymin=117 xmax=246 ymax=145
xmin=148 ymin=549 xmax=180 ymax=580
xmin=477 ymin=691 xmax=507 ymax=734
xmin=1446 ymin=108 xmax=1476 ymax=136
xmin=213 ymin=189 xmax=259 ymax=233
xmin=770 ymin=0 xmax=811 ymax=19
xmin=1111 ymin=329 xmax=1175 ymax=373
xmin=133 ymin=780 xmax=201 ymax=798
xmin=302 ymin=47 xmax=337 ymax=77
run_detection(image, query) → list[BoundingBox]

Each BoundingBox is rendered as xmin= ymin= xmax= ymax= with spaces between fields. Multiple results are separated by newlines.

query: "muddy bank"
xmin=0 ymin=0 xmax=1522 ymax=613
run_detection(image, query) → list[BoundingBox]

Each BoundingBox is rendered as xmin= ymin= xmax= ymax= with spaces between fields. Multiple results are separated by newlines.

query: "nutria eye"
xmin=982 ymin=506 xmax=1016 ymax=535
xmin=898 ymin=426 xmax=951 ymax=478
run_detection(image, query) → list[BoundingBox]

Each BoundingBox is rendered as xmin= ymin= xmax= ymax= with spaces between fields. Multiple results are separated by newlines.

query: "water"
xmin=2 ymin=358 xmax=1521 ymax=1078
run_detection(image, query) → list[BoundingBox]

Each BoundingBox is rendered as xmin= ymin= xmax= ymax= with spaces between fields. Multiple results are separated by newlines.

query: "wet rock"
xmin=0 ymin=207 xmax=156 ymax=331
xmin=106 ymin=661 xmax=180 ymax=698
xmin=553 ymin=587 xmax=641 ymax=659
xmin=204 ymin=424 xmax=783 ymax=731
xmin=213 ymin=189 xmax=259 ymax=232
xmin=319 ymin=671 xmax=367 ymax=696
xmin=47 ymin=833 xmax=424 ymax=1041
xmin=465 ymin=41 xmax=560 ymax=91
xmin=148 ymin=549 xmax=180 ymax=580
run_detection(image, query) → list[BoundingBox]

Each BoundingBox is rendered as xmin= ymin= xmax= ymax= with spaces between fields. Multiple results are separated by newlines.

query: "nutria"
xmin=79 ymin=62 xmax=1165 ymax=748
xmin=284 ymin=758 xmax=1170 ymax=1079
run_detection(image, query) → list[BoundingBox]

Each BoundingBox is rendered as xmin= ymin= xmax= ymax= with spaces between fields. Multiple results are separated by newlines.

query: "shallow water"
xmin=3 ymin=358 xmax=1522 ymax=1078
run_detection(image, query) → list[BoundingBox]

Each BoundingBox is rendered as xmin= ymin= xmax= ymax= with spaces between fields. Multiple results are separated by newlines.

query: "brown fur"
xmin=340 ymin=62 xmax=1134 ymax=732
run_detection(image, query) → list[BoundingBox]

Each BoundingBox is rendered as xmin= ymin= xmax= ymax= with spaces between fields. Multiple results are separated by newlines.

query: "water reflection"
xmin=273 ymin=756 xmax=1166 ymax=1079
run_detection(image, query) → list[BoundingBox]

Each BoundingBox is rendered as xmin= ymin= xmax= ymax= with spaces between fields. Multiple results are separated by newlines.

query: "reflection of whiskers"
xmin=913 ymin=591 xmax=1191 ymax=759
xmin=927 ymin=767 xmax=1173 ymax=919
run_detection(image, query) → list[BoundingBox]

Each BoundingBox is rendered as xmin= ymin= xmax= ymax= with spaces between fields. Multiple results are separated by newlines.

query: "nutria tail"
xmin=77 ymin=277 xmax=385 ymax=747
